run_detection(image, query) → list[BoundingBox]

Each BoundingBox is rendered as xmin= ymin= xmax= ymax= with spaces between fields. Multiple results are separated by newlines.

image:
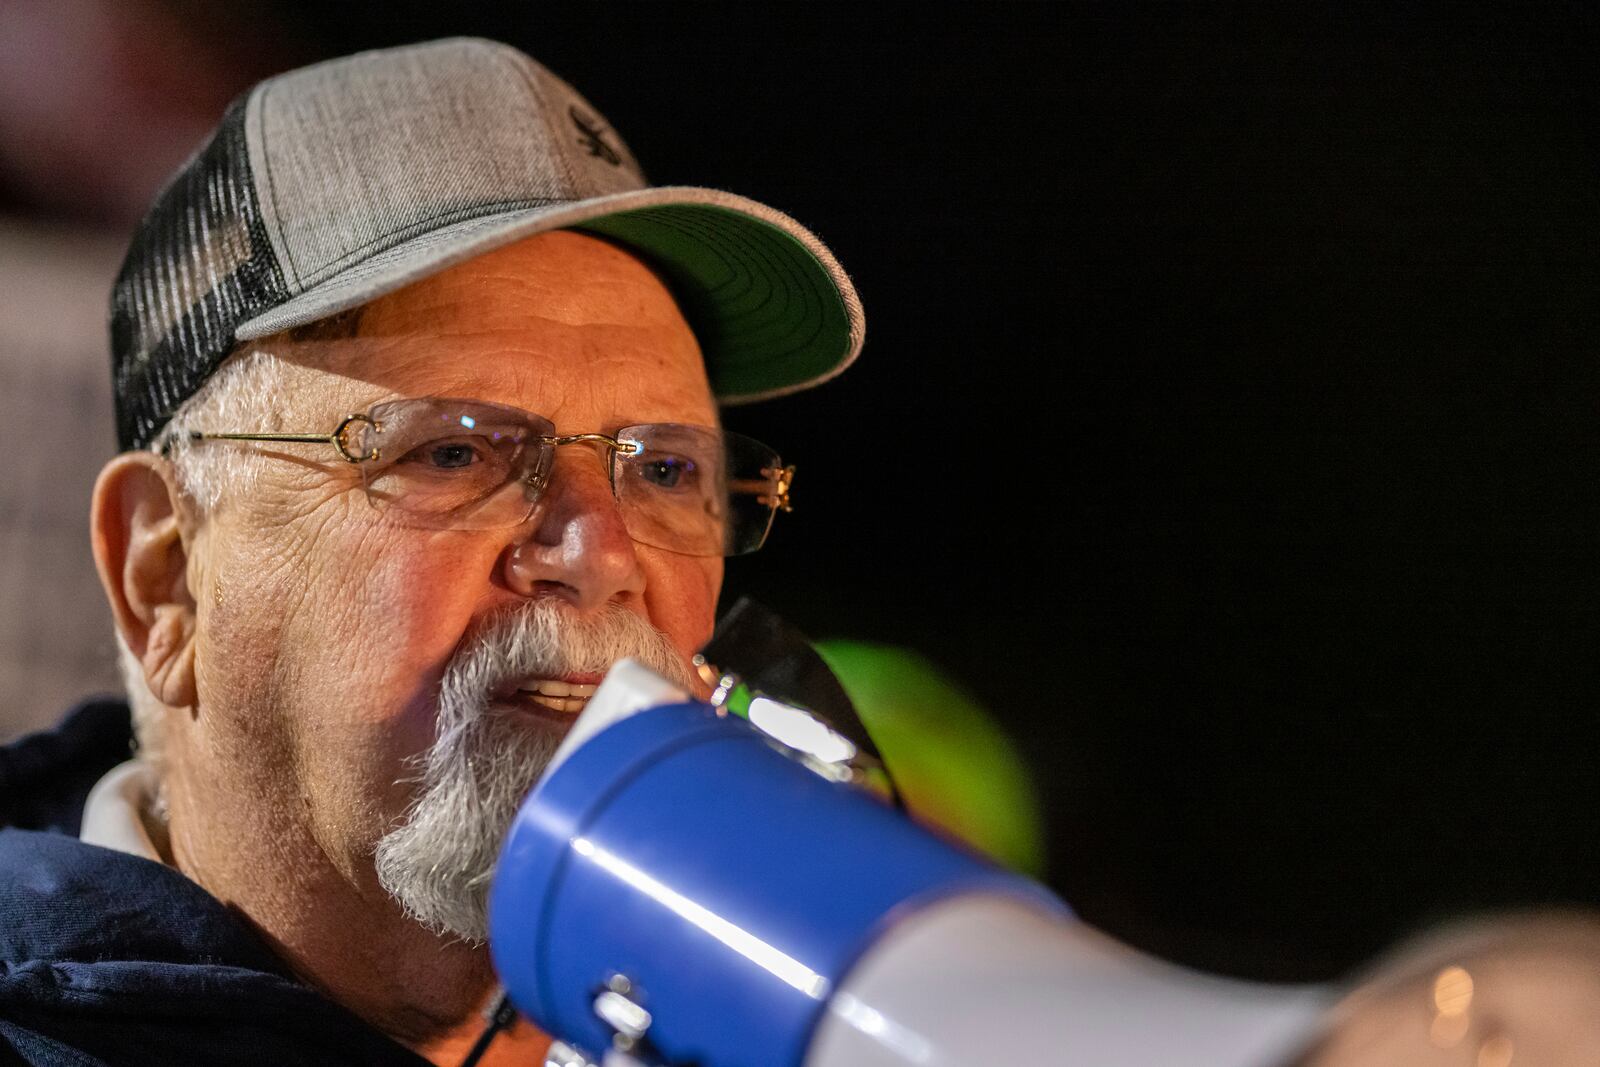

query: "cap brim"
xmin=235 ymin=187 xmax=863 ymax=405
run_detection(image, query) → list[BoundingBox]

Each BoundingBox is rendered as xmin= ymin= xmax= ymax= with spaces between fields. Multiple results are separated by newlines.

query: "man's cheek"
xmin=296 ymin=527 xmax=488 ymax=729
xmin=649 ymin=555 xmax=722 ymax=661
xmin=197 ymin=541 xmax=306 ymax=709
xmin=281 ymin=534 xmax=419 ymax=699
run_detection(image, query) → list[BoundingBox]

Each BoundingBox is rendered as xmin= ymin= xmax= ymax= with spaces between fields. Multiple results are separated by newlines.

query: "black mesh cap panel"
xmin=109 ymin=94 xmax=289 ymax=451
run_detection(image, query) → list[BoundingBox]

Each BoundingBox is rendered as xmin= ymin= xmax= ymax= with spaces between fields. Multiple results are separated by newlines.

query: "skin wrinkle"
xmin=384 ymin=262 xmax=682 ymax=331
xmin=275 ymin=523 xmax=424 ymax=887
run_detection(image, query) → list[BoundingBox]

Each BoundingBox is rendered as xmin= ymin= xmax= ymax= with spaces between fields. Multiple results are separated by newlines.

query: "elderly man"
xmin=0 ymin=38 xmax=861 ymax=1066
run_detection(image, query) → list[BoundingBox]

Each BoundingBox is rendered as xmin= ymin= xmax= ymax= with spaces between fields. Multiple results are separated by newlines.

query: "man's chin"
xmin=374 ymin=710 xmax=562 ymax=944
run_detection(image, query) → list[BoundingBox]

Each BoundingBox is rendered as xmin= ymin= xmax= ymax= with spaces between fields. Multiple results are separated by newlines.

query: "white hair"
xmin=116 ymin=346 xmax=295 ymax=785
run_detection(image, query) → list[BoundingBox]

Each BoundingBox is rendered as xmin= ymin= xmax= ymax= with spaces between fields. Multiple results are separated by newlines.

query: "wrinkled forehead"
xmin=361 ymin=230 xmax=702 ymax=335
xmin=253 ymin=231 xmax=719 ymax=431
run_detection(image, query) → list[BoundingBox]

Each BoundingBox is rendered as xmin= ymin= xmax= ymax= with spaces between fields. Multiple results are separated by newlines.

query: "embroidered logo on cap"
xmin=570 ymin=106 xmax=622 ymax=166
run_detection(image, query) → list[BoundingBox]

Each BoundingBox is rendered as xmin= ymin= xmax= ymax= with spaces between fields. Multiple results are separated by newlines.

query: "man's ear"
xmin=91 ymin=453 xmax=200 ymax=709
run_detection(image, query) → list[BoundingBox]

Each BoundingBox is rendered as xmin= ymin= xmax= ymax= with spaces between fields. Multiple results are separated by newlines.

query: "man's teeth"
xmin=519 ymin=679 xmax=598 ymax=698
xmin=513 ymin=678 xmax=598 ymax=714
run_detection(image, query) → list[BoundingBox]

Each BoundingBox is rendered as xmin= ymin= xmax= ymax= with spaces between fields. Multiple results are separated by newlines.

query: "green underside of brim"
xmin=577 ymin=205 xmax=851 ymax=400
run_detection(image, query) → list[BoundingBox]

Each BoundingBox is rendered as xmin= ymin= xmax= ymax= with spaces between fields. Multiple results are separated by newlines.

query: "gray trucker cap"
xmin=109 ymin=37 xmax=864 ymax=451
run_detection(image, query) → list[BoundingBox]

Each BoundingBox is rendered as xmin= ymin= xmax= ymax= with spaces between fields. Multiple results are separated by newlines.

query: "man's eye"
xmin=638 ymin=455 xmax=695 ymax=489
xmin=406 ymin=439 xmax=482 ymax=470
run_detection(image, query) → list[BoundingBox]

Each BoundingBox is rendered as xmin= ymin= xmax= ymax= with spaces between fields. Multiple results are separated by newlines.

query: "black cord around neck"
xmin=458 ymin=990 xmax=518 ymax=1067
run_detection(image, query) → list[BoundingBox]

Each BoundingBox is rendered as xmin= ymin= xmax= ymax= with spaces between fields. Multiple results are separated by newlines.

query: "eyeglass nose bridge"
xmin=548 ymin=431 xmax=643 ymax=457
xmin=521 ymin=431 xmax=644 ymax=496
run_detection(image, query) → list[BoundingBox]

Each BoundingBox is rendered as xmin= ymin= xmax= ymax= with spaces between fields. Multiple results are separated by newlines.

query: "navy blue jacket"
xmin=0 ymin=701 xmax=431 ymax=1066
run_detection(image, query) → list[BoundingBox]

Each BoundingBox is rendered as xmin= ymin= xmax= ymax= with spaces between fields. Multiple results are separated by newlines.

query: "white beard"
xmin=373 ymin=600 xmax=695 ymax=943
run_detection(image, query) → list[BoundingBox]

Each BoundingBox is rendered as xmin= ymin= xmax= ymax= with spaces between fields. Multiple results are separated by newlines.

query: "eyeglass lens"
xmin=347 ymin=398 xmax=783 ymax=556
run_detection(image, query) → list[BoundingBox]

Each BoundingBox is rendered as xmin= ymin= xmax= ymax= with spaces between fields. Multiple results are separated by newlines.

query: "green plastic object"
xmin=814 ymin=640 xmax=1046 ymax=877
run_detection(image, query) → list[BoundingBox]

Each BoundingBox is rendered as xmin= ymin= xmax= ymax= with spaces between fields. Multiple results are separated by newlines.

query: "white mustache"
xmin=439 ymin=600 xmax=695 ymax=729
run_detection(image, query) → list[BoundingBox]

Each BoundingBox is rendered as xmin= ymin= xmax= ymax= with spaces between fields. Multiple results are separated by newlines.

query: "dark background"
xmin=7 ymin=2 xmax=1599 ymax=982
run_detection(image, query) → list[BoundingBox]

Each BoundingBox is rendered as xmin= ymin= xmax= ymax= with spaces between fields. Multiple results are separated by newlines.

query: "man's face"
xmin=165 ymin=231 xmax=721 ymax=934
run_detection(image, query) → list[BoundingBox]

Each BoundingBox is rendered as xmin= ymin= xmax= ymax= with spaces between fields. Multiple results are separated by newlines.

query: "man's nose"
xmin=502 ymin=454 xmax=645 ymax=610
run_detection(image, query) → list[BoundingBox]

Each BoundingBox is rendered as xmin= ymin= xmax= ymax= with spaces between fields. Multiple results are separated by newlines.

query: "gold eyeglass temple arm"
xmin=190 ymin=431 xmax=336 ymax=443
xmin=187 ymin=414 xmax=380 ymax=463
xmin=729 ymin=465 xmax=796 ymax=512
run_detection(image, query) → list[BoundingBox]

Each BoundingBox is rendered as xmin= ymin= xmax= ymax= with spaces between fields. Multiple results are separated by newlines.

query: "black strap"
xmin=457 ymin=990 xmax=519 ymax=1067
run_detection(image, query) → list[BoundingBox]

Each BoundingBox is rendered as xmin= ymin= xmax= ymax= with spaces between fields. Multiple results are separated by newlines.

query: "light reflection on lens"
xmin=1433 ymin=966 xmax=1474 ymax=1016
